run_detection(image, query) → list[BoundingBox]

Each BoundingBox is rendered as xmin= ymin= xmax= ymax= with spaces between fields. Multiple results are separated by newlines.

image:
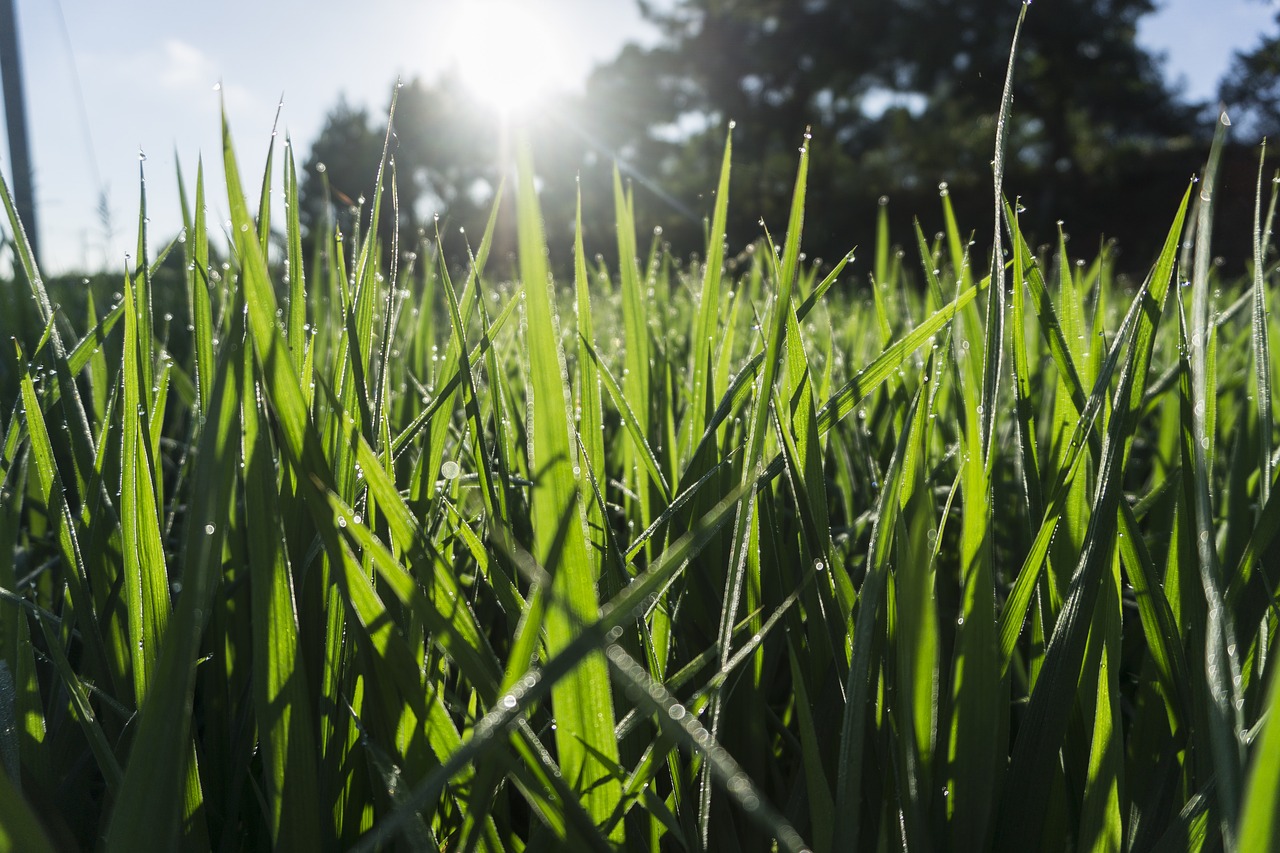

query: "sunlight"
xmin=445 ymin=2 xmax=570 ymax=116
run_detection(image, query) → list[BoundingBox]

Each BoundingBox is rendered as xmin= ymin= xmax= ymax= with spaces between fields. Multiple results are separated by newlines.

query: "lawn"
xmin=1 ymin=27 xmax=1279 ymax=852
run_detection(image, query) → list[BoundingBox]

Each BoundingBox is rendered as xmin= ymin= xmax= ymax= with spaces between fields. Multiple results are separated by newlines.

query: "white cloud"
xmin=158 ymin=38 xmax=216 ymax=91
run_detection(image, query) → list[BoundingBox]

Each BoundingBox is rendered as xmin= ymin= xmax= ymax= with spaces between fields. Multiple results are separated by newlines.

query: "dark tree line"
xmin=1220 ymin=7 xmax=1280 ymax=139
xmin=299 ymin=0 xmax=1278 ymax=276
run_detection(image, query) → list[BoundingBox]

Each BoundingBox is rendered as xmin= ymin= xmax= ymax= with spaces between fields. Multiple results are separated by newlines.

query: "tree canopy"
xmin=1220 ymin=10 xmax=1280 ymax=139
xmin=299 ymin=75 xmax=511 ymax=262
xmin=300 ymin=0 xmax=1241 ymax=274
xmin=578 ymin=0 xmax=1201 ymax=264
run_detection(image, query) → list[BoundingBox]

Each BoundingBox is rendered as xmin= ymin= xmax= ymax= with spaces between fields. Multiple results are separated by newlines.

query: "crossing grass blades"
xmin=3 ymin=8 xmax=1280 ymax=851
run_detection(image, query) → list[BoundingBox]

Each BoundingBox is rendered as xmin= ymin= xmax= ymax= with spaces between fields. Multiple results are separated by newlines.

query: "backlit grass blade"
xmin=984 ymin=0 xmax=1020 ymax=453
xmin=389 ymin=279 xmax=521 ymax=459
xmin=321 ymin=381 xmax=501 ymax=698
xmin=242 ymin=354 xmax=322 ymax=848
xmin=892 ymin=353 xmax=944 ymax=849
xmin=1238 ymin=615 xmax=1280 ymax=848
xmin=32 ymin=610 xmax=122 ymax=793
xmin=517 ymin=137 xmax=623 ymax=839
xmin=997 ymin=186 xmax=1190 ymax=674
xmin=702 ymin=133 xmax=808 ymax=847
xmin=438 ymin=240 xmax=502 ymax=534
xmin=1005 ymin=206 xmax=1089 ymax=422
xmin=580 ymin=336 xmax=671 ymax=503
xmin=945 ymin=275 xmax=1003 ymax=849
xmin=132 ymin=160 xmax=156 ymax=413
xmin=315 ymin=504 xmax=523 ymax=842
xmin=685 ymin=128 xmax=732 ymax=459
xmin=678 ymin=249 xmax=852 ymax=476
xmin=285 ymin=137 xmax=309 ymax=378
xmin=104 ymin=306 xmax=241 ymax=851
xmin=1117 ymin=497 xmax=1194 ymax=735
xmin=946 ymin=15 xmax=1028 ymax=822
xmin=1 ymin=165 xmax=98 ymax=499
xmin=574 ymin=185 xmax=608 ymax=588
xmin=603 ymin=643 xmax=809 ymax=852
xmin=0 ymin=763 xmax=54 ymax=853
xmin=994 ymin=184 xmax=1186 ymax=851
xmin=815 ymin=275 xmax=984 ymax=434
xmin=1074 ymin=546 xmax=1123 ymax=852
xmin=1186 ymin=113 xmax=1245 ymax=844
xmin=0 ymin=414 xmax=31 ymax=779
xmin=118 ymin=266 xmax=170 ymax=705
xmin=14 ymin=346 xmax=111 ymax=688
xmin=325 ymin=498 xmax=605 ymax=846
xmin=407 ymin=221 xmax=494 ymax=516
xmin=1007 ymin=207 xmax=1043 ymax=520
xmin=354 ymin=484 xmax=747 ymax=852
xmin=833 ymin=382 xmax=924 ymax=849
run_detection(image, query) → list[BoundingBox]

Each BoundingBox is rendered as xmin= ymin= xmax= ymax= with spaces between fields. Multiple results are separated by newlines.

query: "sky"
xmin=1 ymin=0 xmax=1276 ymax=276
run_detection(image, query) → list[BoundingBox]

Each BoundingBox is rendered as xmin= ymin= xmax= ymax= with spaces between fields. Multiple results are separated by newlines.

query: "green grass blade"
xmin=1007 ymin=207 xmax=1043 ymax=520
xmin=833 ymin=383 xmax=924 ymax=849
xmin=32 ymin=610 xmax=123 ymax=793
xmin=815 ymin=276 xmax=984 ymax=434
xmin=703 ymin=134 xmax=808 ymax=846
xmin=574 ymin=186 xmax=608 ymax=587
xmin=1186 ymin=113 xmax=1245 ymax=843
xmin=119 ymin=267 xmax=170 ymax=705
xmin=1 ymin=162 xmax=98 ymax=501
xmin=0 ymin=763 xmax=54 ymax=853
xmin=995 ymin=183 xmax=1187 ymax=851
xmin=518 ymin=137 xmax=623 ymax=838
xmin=190 ymin=160 xmax=216 ymax=415
xmin=285 ymin=137 xmax=309 ymax=378
xmin=242 ymin=355 xmax=322 ymax=848
xmin=353 ymin=482 xmax=747 ymax=851
xmin=1238 ymin=624 xmax=1280 ymax=848
xmin=14 ymin=346 xmax=112 ymax=690
xmin=580 ymin=336 xmax=671 ymax=503
xmin=104 ymin=308 xmax=241 ymax=851
xmin=686 ymin=129 xmax=733 ymax=457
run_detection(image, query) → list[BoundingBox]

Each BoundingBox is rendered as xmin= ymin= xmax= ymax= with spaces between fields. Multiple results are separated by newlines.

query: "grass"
xmin=2 ymin=47 xmax=1280 ymax=853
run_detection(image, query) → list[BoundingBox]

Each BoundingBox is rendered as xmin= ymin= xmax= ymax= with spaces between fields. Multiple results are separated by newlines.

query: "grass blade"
xmin=517 ymin=136 xmax=623 ymax=839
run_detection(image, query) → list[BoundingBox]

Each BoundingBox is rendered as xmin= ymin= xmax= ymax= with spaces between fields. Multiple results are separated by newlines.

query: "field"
xmin=2 ymin=48 xmax=1280 ymax=852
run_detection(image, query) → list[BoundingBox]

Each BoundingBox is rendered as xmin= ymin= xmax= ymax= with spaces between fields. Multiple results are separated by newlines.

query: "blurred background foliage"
xmin=296 ymin=0 xmax=1279 ymax=278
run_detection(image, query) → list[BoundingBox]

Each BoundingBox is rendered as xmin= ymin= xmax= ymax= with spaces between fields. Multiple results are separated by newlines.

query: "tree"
xmin=1220 ymin=11 xmax=1280 ymax=138
xmin=298 ymin=96 xmax=386 ymax=247
xmin=299 ymin=76 xmax=510 ymax=262
xmin=571 ymin=0 xmax=1200 ymax=265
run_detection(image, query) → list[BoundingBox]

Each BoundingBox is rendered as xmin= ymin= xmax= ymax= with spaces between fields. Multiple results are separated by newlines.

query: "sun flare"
xmin=445 ymin=2 xmax=569 ymax=115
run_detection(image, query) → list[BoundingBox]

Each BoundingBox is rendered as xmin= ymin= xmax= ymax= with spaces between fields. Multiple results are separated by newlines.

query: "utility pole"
xmin=0 ymin=0 xmax=39 ymax=267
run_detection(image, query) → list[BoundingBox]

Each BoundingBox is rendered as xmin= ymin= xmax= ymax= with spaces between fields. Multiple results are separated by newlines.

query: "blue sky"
xmin=2 ymin=0 xmax=1276 ymax=275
